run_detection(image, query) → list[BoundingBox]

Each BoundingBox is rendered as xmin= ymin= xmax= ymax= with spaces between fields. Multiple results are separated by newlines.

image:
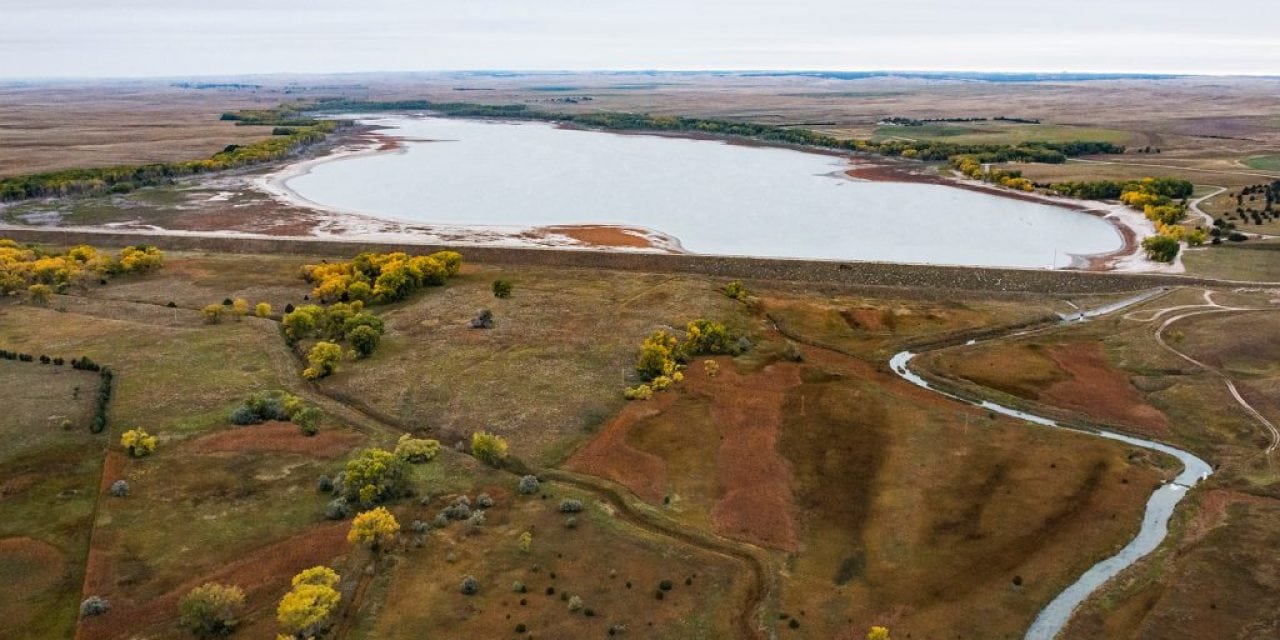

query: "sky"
xmin=2 ymin=0 xmax=1278 ymax=79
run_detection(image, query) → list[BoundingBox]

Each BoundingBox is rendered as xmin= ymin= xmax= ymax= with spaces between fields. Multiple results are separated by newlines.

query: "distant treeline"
xmin=0 ymin=113 xmax=340 ymax=202
xmin=879 ymin=116 xmax=1041 ymax=126
xmin=304 ymin=99 xmax=1121 ymax=164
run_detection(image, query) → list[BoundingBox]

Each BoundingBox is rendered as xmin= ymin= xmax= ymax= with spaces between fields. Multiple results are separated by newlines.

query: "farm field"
xmin=2 ymin=243 xmax=1255 ymax=638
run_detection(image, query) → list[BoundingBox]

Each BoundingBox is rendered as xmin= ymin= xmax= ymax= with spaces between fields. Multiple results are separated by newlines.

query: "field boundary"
xmin=0 ymin=226 xmax=1251 ymax=294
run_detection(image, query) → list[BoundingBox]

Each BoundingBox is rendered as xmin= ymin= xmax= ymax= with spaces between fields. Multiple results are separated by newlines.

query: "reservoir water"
xmin=281 ymin=116 xmax=1123 ymax=268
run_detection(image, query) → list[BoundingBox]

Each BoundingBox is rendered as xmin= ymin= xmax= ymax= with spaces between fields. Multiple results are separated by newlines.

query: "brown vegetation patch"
xmin=187 ymin=421 xmax=364 ymax=458
xmin=0 ymin=537 xmax=67 ymax=610
xmin=1040 ymin=342 xmax=1169 ymax=435
xmin=539 ymin=225 xmax=659 ymax=249
xmin=77 ymin=521 xmax=349 ymax=640
xmin=563 ymin=394 xmax=676 ymax=503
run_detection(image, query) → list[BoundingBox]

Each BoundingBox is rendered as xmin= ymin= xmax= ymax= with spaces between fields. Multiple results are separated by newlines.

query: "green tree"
xmin=303 ymin=341 xmax=342 ymax=380
xmin=1141 ymin=235 xmax=1180 ymax=262
xmin=344 ymin=448 xmax=407 ymax=506
xmin=348 ymin=324 xmax=381 ymax=358
xmin=178 ymin=582 xmax=245 ymax=637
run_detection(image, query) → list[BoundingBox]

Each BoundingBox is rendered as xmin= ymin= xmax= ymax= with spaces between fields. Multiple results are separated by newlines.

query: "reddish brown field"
xmin=187 ymin=422 xmax=365 ymax=458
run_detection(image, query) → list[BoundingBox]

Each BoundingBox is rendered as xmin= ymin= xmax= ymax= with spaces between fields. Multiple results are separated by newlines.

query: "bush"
xmin=121 ymin=428 xmax=157 ymax=457
xmin=317 ymin=475 xmax=334 ymax=493
xmin=492 ymin=279 xmax=513 ymax=298
xmin=659 ymin=579 xmax=673 ymax=591
xmin=277 ymin=568 xmax=341 ymax=638
xmin=466 ymin=510 xmax=487 ymax=532
xmin=348 ymin=506 xmax=400 ymax=550
xmin=201 ymin=304 xmax=226 ymax=324
xmin=560 ymin=499 xmax=584 ymax=513
xmin=343 ymin=448 xmax=407 ymax=506
xmin=229 ymin=404 xmax=258 ymax=425
xmin=518 ymin=475 xmax=540 ymax=495
xmin=178 ymin=582 xmax=245 ymax=637
xmin=511 ymin=580 xmax=526 ymax=593
xmin=80 ymin=596 xmax=110 ymax=618
xmin=349 ymin=324 xmax=381 ymax=358
xmin=471 ymin=431 xmax=509 ymax=466
xmin=254 ymin=302 xmax=271 ymax=318
xmin=723 ymin=280 xmax=748 ymax=301
xmin=460 ymin=576 xmax=480 ymax=595
xmin=1141 ymin=234 xmax=1181 ymax=262
xmin=325 ymin=497 xmax=351 ymax=520
xmin=109 ymin=480 xmax=129 ymax=497
xmin=469 ymin=309 xmax=494 ymax=329
xmin=519 ymin=531 xmax=532 ymax=552
xmin=568 ymin=595 xmax=584 ymax=612
xmin=432 ymin=513 xmax=450 ymax=528
xmin=303 ymin=341 xmax=343 ymax=379
xmin=395 ymin=434 xmax=440 ymax=463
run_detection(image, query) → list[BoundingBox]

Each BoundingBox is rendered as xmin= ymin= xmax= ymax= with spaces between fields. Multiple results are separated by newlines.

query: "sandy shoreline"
xmin=246 ymin=114 xmax=1164 ymax=271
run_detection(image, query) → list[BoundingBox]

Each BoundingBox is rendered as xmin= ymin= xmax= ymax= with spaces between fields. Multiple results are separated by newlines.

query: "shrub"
xmin=519 ymin=531 xmax=532 ymax=552
xmin=27 ymin=283 xmax=52 ymax=304
xmin=636 ymin=329 xmax=678 ymax=380
xmin=201 ymin=304 xmax=226 ymax=324
xmin=432 ymin=513 xmax=450 ymax=528
xmin=395 ymin=434 xmax=440 ymax=463
xmin=254 ymin=302 xmax=271 ymax=318
xmin=317 ymin=475 xmax=334 ymax=493
xmin=277 ymin=568 xmax=341 ymax=638
xmin=511 ymin=580 xmax=526 ymax=593
xmin=348 ymin=506 xmax=400 ymax=550
xmin=441 ymin=500 xmax=471 ymax=521
xmin=303 ymin=341 xmax=343 ymax=379
xmin=623 ymin=384 xmax=653 ymax=400
xmin=867 ymin=627 xmax=891 ymax=640
xmin=324 ymin=498 xmax=351 ymax=520
xmin=80 ymin=596 xmax=110 ymax=618
xmin=659 ymin=579 xmax=673 ymax=591
xmin=471 ymin=431 xmax=509 ymax=466
xmin=476 ymin=493 xmax=494 ymax=508
xmin=469 ymin=309 xmax=494 ymax=329
xmin=293 ymin=406 xmax=321 ymax=436
xmin=466 ymin=510 xmax=487 ymax=533
xmin=109 ymin=480 xmax=129 ymax=497
xmin=1141 ymin=234 xmax=1181 ymax=262
xmin=681 ymin=319 xmax=737 ymax=357
xmin=121 ymin=428 xmax=157 ymax=457
xmin=460 ymin=576 xmax=480 ymax=595
xmin=723 ymin=280 xmax=748 ymax=301
xmin=229 ymin=404 xmax=258 ymax=425
xmin=492 ymin=279 xmax=513 ymax=298
xmin=518 ymin=475 xmax=540 ymax=495
xmin=343 ymin=448 xmax=407 ymax=506
xmin=568 ymin=595 xmax=584 ymax=612
xmin=178 ymin=582 xmax=245 ymax=637
xmin=560 ymin=499 xmax=584 ymax=513
xmin=782 ymin=340 xmax=803 ymax=362
xmin=410 ymin=519 xmax=429 ymax=534
xmin=564 ymin=516 xmax=578 ymax=529
xmin=349 ymin=324 xmax=381 ymax=358
xmin=231 ymin=298 xmax=249 ymax=319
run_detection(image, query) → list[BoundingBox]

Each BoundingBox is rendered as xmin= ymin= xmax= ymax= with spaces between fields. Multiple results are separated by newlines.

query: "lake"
xmin=280 ymin=116 xmax=1123 ymax=268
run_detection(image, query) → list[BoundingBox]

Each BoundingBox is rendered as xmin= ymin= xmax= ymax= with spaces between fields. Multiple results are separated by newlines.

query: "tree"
xmin=348 ymin=506 xmax=400 ymax=550
xmin=231 ymin=298 xmax=249 ymax=319
xmin=178 ymin=582 xmax=245 ymax=637
xmin=121 ymin=428 xmax=157 ymax=457
xmin=471 ymin=431 xmax=509 ymax=466
xmin=255 ymin=302 xmax=272 ymax=318
xmin=867 ymin=626 xmax=891 ymax=640
xmin=492 ymin=279 xmax=513 ymax=298
xmin=348 ymin=324 xmax=381 ymax=358
xmin=277 ymin=567 xmax=341 ymax=639
xmin=303 ymin=341 xmax=342 ymax=380
xmin=343 ymin=448 xmax=407 ymax=506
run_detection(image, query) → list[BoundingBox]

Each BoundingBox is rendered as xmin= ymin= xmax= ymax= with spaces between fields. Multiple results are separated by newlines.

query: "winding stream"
xmin=888 ymin=290 xmax=1212 ymax=640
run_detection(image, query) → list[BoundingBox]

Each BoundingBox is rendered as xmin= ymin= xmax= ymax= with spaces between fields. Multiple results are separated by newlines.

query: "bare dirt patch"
xmin=539 ymin=225 xmax=659 ymax=249
xmin=187 ymin=421 xmax=364 ymax=458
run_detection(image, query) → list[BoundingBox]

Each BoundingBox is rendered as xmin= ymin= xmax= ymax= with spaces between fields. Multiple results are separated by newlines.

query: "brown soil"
xmin=539 ymin=225 xmax=660 ymax=249
xmin=0 ymin=537 xmax=67 ymax=602
xmin=187 ymin=421 xmax=364 ymax=458
xmin=1041 ymin=342 xmax=1170 ymax=435
xmin=77 ymin=521 xmax=349 ymax=640
xmin=562 ymin=393 xmax=676 ymax=503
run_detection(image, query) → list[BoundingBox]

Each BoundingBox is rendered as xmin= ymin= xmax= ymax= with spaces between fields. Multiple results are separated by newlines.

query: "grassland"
xmin=0 ymin=245 xmax=1235 ymax=639
xmin=1245 ymin=155 xmax=1280 ymax=171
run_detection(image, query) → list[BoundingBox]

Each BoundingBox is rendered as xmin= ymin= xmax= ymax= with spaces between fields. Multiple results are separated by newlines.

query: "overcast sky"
xmin=2 ymin=0 xmax=1278 ymax=79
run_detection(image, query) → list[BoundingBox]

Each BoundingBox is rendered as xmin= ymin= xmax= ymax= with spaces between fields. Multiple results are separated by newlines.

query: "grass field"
xmin=871 ymin=122 xmax=1133 ymax=146
xmin=1 ymin=243 xmax=1277 ymax=638
xmin=1245 ymin=155 xmax=1280 ymax=171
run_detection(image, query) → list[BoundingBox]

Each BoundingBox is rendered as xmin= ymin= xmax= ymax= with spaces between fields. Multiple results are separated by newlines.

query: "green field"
xmin=1244 ymin=155 xmax=1280 ymax=171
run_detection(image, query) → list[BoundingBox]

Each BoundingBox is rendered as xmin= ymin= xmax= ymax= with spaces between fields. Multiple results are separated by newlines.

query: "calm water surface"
xmin=284 ymin=116 xmax=1122 ymax=268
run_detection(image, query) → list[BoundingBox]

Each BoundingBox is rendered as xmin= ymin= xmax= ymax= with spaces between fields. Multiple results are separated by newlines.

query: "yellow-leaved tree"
xmin=867 ymin=626 xmax=891 ymax=640
xmin=302 ymin=341 xmax=342 ymax=380
xmin=471 ymin=431 xmax=509 ymax=467
xmin=348 ymin=506 xmax=400 ymax=551
xmin=121 ymin=428 xmax=157 ymax=457
xmin=277 ymin=566 xmax=341 ymax=638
